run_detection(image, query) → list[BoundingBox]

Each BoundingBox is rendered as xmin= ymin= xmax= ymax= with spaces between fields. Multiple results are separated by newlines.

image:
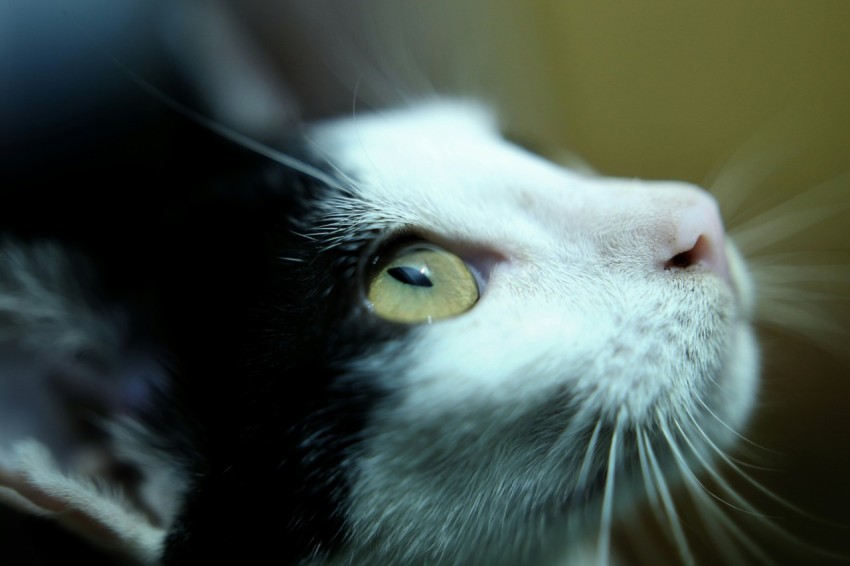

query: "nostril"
xmin=665 ymin=235 xmax=710 ymax=270
xmin=661 ymin=196 xmax=731 ymax=283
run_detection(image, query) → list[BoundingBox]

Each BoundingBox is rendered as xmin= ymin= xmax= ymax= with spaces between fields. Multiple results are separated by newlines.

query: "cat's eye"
xmin=367 ymin=242 xmax=480 ymax=323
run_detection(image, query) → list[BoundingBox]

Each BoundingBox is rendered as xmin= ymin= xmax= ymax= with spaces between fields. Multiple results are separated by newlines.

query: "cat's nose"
xmin=661 ymin=191 xmax=730 ymax=283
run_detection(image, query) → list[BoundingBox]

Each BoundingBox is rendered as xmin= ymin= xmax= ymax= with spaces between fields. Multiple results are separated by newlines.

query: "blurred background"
xmin=444 ymin=4 xmax=850 ymax=563
xmin=235 ymin=2 xmax=850 ymax=561
xmin=3 ymin=1 xmax=849 ymax=563
xmin=479 ymin=4 xmax=849 ymax=564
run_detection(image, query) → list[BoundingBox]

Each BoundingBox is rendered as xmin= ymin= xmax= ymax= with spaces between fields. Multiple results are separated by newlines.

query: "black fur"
xmin=2 ymin=67 xmax=404 ymax=562
xmin=154 ymin=126 xmax=400 ymax=564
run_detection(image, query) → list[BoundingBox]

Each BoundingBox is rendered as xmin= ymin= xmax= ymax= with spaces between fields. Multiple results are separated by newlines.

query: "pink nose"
xmin=662 ymin=193 xmax=730 ymax=283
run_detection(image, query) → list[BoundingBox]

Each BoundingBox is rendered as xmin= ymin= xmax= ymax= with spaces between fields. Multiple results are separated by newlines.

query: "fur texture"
xmin=0 ymin=97 xmax=759 ymax=564
xmin=0 ymin=3 xmax=780 ymax=565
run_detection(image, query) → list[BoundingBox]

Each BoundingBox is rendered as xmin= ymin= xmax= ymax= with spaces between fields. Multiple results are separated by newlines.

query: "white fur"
xmin=312 ymin=102 xmax=759 ymax=564
xmin=0 ymin=440 xmax=165 ymax=565
xmin=0 ymin=102 xmax=760 ymax=565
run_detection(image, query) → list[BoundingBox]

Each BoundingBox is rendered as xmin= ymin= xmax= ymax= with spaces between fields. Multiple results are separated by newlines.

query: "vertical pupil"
xmin=388 ymin=266 xmax=433 ymax=287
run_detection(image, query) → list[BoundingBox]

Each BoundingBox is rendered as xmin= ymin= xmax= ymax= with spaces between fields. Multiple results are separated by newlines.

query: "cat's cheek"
xmin=726 ymin=240 xmax=757 ymax=319
xmin=715 ymin=323 xmax=761 ymax=436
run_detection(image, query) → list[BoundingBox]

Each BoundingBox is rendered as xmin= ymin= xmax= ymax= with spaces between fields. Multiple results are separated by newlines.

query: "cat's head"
xmin=0 ymin=100 xmax=758 ymax=565
xmin=283 ymin=101 xmax=760 ymax=563
xmin=0 ymin=0 xmax=762 ymax=558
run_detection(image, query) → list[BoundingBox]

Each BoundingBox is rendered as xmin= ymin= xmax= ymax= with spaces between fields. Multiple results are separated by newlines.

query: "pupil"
xmin=388 ymin=266 xmax=433 ymax=287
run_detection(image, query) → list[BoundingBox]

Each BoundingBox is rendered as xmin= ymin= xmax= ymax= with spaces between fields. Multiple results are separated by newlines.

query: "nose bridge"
xmin=558 ymin=178 xmax=730 ymax=281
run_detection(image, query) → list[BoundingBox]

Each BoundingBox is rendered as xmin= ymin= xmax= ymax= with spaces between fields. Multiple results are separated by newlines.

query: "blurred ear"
xmin=0 ymin=241 xmax=183 ymax=565
xmin=0 ymin=441 xmax=166 ymax=565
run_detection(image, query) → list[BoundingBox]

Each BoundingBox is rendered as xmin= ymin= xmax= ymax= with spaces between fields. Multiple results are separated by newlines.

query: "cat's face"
xmin=0 ymin=97 xmax=759 ymax=565
xmin=303 ymin=102 xmax=759 ymax=563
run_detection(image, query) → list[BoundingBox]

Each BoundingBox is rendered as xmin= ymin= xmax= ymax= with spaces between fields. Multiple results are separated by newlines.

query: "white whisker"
xmin=728 ymin=172 xmax=850 ymax=255
xmin=706 ymin=105 xmax=820 ymax=219
xmin=746 ymin=254 xmax=850 ymax=356
xmin=545 ymin=402 xmax=597 ymax=461
xmin=755 ymin=302 xmax=849 ymax=355
xmin=661 ymin=417 xmax=764 ymax=518
xmin=643 ymin=426 xmax=695 ymax=566
xmin=676 ymin=411 xmax=850 ymax=561
xmin=681 ymin=408 xmax=833 ymax=524
xmin=749 ymin=258 xmax=850 ymax=286
xmin=289 ymin=231 xmax=319 ymax=242
xmin=575 ymin=419 xmax=603 ymax=490
xmin=693 ymin=395 xmax=781 ymax=457
xmin=596 ymin=412 xmax=622 ymax=566
xmin=758 ymin=286 xmax=849 ymax=303
xmin=732 ymin=206 xmax=848 ymax=256
xmin=664 ymin=418 xmax=770 ymax=564
xmin=108 ymin=56 xmax=352 ymax=192
xmin=636 ymin=428 xmax=664 ymax=525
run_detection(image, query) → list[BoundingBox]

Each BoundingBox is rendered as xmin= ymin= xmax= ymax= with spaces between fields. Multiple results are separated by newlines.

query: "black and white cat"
xmin=2 ymin=1 xmax=836 ymax=565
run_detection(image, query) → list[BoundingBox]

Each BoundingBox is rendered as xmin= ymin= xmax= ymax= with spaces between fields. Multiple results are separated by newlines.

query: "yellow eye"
xmin=367 ymin=243 xmax=480 ymax=324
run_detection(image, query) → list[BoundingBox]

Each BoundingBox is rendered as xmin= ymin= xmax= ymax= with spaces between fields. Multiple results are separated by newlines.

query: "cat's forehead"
xmin=313 ymin=100 xmax=501 ymax=146
xmin=311 ymin=102 xmax=593 ymax=248
xmin=311 ymin=100 xmax=570 ymax=189
xmin=309 ymin=101 xmax=704 ymax=267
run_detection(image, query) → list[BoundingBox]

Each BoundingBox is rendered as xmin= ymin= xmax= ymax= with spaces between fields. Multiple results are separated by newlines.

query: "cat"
xmin=0 ymin=1 xmax=845 ymax=565
xmin=0 ymin=98 xmax=759 ymax=566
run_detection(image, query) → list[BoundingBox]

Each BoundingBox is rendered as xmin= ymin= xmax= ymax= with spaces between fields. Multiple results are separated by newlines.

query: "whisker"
xmin=596 ymin=411 xmax=622 ymax=566
xmin=682 ymin=407 xmax=839 ymax=526
xmin=728 ymin=172 xmax=850 ymax=255
xmin=745 ymin=250 xmax=850 ymax=357
xmin=755 ymin=302 xmax=849 ymax=355
xmin=732 ymin=206 xmax=848 ymax=256
xmin=706 ymin=104 xmax=821 ymax=220
xmin=364 ymin=2 xmax=441 ymax=102
xmin=575 ymin=419 xmax=603 ymax=491
xmin=545 ymin=402 xmax=597 ymax=461
xmin=636 ymin=428 xmax=665 ymax=527
xmin=289 ymin=231 xmax=319 ymax=242
xmin=664 ymin=418 xmax=770 ymax=564
xmin=302 ymin=136 xmax=368 ymax=194
xmin=106 ymin=56 xmax=350 ymax=192
xmin=694 ymin=396 xmax=781 ymax=456
xmin=758 ymin=286 xmax=849 ymax=303
xmin=643 ymin=426 xmax=695 ymax=566
xmin=748 ymin=258 xmax=850 ymax=286
xmin=677 ymin=410 xmax=850 ymax=561
xmin=662 ymin=418 xmax=766 ymax=518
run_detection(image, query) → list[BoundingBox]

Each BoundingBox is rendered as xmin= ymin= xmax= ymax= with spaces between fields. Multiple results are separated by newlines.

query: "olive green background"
xmin=338 ymin=1 xmax=850 ymax=562
xmin=239 ymin=1 xmax=849 ymax=562
xmin=432 ymin=2 xmax=850 ymax=563
xmin=6 ymin=1 xmax=849 ymax=563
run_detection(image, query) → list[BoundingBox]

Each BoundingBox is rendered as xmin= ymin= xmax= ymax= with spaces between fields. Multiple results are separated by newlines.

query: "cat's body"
xmin=0 ymin=2 xmax=771 ymax=565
